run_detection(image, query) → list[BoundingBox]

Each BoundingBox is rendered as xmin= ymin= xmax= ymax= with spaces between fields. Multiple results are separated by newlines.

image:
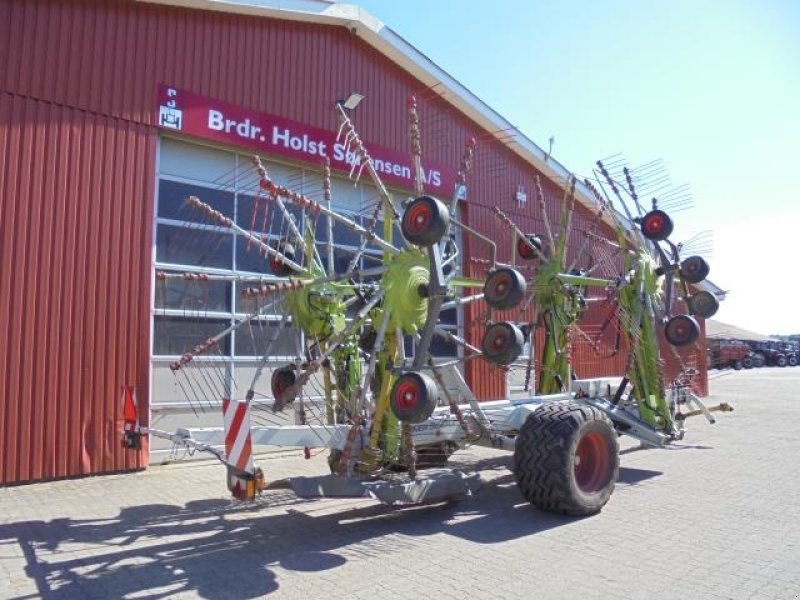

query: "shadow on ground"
xmin=0 ymin=456 xmax=662 ymax=599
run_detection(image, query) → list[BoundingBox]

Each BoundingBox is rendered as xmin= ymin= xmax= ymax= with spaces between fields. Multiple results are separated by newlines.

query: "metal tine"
xmin=178 ymin=368 xmax=208 ymax=415
xmin=659 ymin=183 xmax=691 ymax=200
xmin=187 ymin=360 xmax=222 ymax=411
xmin=658 ymin=191 xmax=694 ymax=206
xmin=630 ymin=160 xmax=666 ymax=179
xmin=683 ymin=230 xmax=713 ymax=246
xmin=635 ymin=173 xmax=672 ymax=191
xmin=658 ymin=203 xmax=694 ymax=215
xmin=636 ymin=171 xmax=672 ymax=187
xmin=597 ymin=152 xmax=625 ymax=167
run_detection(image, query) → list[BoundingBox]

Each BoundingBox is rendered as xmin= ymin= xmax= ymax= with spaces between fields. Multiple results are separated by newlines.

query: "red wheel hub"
xmin=574 ymin=431 xmax=611 ymax=492
xmin=404 ymin=202 xmax=432 ymax=236
xmin=490 ymin=272 xmax=511 ymax=298
xmin=394 ymin=380 xmax=419 ymax=411
xmin=518 ymin=238 xmax=535 ymax=259
xmin=669 ymin=321 xmax=690 ymax=342
xmin=486 ymin=328 xmax=510 ymax=352
xmin=643 ymin=214 xmax=666 ymax=236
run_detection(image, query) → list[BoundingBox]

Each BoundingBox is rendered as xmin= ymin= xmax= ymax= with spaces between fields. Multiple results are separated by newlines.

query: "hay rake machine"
xmin=123 ymin=97 xmax=730 ymax=515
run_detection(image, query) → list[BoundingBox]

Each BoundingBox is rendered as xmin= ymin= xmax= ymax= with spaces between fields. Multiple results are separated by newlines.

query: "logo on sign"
xmin=159 ymin=88 xmax=183 ymax=130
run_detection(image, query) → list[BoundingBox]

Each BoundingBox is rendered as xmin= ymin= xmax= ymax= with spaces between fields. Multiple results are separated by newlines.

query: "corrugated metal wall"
xmin=0 ymin=0 xmax=706 ymax=483
xmin=0 ymin=91 xmax=154 ymax=484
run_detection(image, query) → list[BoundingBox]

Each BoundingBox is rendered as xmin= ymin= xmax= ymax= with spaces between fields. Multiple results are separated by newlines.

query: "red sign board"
xmin=156 ymin=85 xmax=457 ymax=195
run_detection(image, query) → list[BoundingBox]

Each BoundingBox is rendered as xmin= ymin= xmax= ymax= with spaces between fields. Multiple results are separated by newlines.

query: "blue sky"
xmin=352 ymin=0 xmax=800 ymax=335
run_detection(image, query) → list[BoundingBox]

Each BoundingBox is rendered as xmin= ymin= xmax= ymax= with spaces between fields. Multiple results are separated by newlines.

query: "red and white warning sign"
xmin=222 ymin=398 xmax=254 ymax=474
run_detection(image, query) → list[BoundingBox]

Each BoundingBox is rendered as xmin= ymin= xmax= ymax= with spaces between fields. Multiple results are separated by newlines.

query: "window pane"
xmin=156 ymin=224 xmax=233 ymax=269
xmin=160 ymin=138 xmax=236 ymax=183
xmin=235 ymin=235 xmax=272 ymax=274
xmin=158 ymin=180 xmax=234 ymax=221
xmin=153 ymin=316 xmax=231 ymax=356
xmin=440 ymin=308 xmax=458 ymax=326
xmin=316 ymin=217 xmax=362 ymax=248
xmin=154 ymin=273 xmax=231 ymax=312
xmin=430 ymin=334 xmax=458 ymax=358
xmin=234 ymin=320 xmax=300 ymax=357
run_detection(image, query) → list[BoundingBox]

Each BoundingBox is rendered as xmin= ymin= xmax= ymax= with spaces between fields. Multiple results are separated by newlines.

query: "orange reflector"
xmin=122 ymin=385 xmax=138 ymax=428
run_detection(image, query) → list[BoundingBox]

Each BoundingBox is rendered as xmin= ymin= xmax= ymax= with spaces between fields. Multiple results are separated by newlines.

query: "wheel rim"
xmin=272 ymin=369 xmax=295 ymax=398
xmin=487 ymin=271 xmax=512 ymax=302
xmin=689 ymin=291 xmax=718 ymax=318
xmin=665 ymin=315 xmax=699 ymax=346
xmin=681 ymin=256 xmax=709 ymax=283
xmin=574 ymin=431 xmax=611 ymax=493
xmin=485 ymin=325 xmax=511 ymax=355
xmin=269 ymin=242 xmax=295 ymax=275
xmin=517 ymin=235 xmax=540 ymax=260
xmin=403 ymin=201 xmax=432 ymax=237
xmin=641 ymin=210 xmax=672 ymax=240
xmin=394 ymin=378 xmax=419 ymax=411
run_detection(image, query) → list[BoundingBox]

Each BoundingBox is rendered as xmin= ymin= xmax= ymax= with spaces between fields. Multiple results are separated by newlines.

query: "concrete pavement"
xmin=1 ymin=368 xmax=799 ymax=599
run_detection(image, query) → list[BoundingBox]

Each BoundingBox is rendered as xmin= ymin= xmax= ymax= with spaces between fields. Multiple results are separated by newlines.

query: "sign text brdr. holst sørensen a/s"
xmin=157 ymin=85 xmax=456 ymax=193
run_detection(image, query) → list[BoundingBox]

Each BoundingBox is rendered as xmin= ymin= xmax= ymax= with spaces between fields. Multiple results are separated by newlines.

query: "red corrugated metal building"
xmin=0 ymin=0 xmax=709 ymax=485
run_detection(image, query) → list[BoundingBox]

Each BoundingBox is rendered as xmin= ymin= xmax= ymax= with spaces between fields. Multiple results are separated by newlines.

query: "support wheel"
xmin=269 ymin=241 xmax=296 ymax=276
xmin=484 ymin=268 xmax=526 ymax=310
xmin=481 ymin=322 xmax=524 ymax=365
xmin=513 ymin=404 xmax=619 ymax=515
xmin=271 ymin=366 xmax=297 ymax=406
xmin=517 ymin=234 xmax=543 ymax=260
xmin=390 ymin=371 xmax=438 ymax=423
xmin=687 ymin=291 xmax=719 ymax=319
xmin=401 ymin=196 xmax=450 ymax=246
xmin=640 ymin=209 xmax=673 ymax=241
xmin=665 ymin=315 xmax=700 ymax=347
xmin=679 ymin=255 xmax=710 ymax=284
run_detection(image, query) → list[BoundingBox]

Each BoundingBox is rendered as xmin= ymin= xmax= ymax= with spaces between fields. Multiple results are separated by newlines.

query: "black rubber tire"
xmin=401 ymin=196 xmax=450 ymax=246
xmin=269 ymin=241 xmax=296 ymax=276
xmin=481 ymin=321 xmax=524 ymax=365
xmin=687 ymin=291 xmax=719 ymax=319
xmin=733 ymin=360 xmax=743 ymax=370
xmin=517 ymin=234 xmax=543 ymax=260
xmin=513 ymin=404 xmax=619 ymax=516
xmin=390 ymin=371 xmax=438 ymax=423
xmin=640 ymin=209 xmax=674 ymax=241
xmin=271 ymin=366 xmax=297 ymax=405
xmin=777 ymin=355 xmax=787 ymax=367
xmin=742 ymin=357 xmax=754 ymax=369
xmin=789 ymin=356 xmax=798 ymax=367
xmin=484 ymin=267 xmax=526 ymax=310
xmin=664 ymin=314 xmax=700 ymax=347
xmin=753 ymin=354 xmax=766 ymax=368
xmin=679 ymin=255 xmax=710 ymax=284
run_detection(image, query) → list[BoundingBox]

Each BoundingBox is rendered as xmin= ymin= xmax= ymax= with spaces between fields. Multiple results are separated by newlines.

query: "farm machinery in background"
xmin=707 ymin=339 xmax=800 ymax=370
xmin=708 ymin=340 xmax=758 ymax=370
xmin=747 ymin=341 xmax=798 ymax=368
xmin=123 ymin=96 xmax=731 ymax=515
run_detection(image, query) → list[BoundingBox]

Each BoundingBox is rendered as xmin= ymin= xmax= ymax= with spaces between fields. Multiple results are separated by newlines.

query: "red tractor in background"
xmin=708 ymin=339 xmax=753 ymax=370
